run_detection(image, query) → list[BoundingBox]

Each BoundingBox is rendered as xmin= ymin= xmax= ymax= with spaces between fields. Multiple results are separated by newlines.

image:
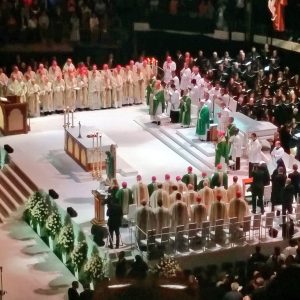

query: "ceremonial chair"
xmin=261 ymin=212 xmax=274 ymax=239
xmin=224 ymin=217 xmax=238 ymax=247
xmin=182 ymin=222 xmax=198 ymax=249
xmin=210 ymin=219 xmax=225 ymax=245
xmin=238 ymin=215 xmax=251 ymax=242
xmin=155 ymin=226 xmax=170 ymax=253
xmin=170 ymin=225 xmax=185 ymax=254
xmin=196 ymin=220 xmax=210 ymax=250
xmin=251 ymin=214 xmax=262 ymax=240
xmin=140 ymin=229 xmax=157 ymax=257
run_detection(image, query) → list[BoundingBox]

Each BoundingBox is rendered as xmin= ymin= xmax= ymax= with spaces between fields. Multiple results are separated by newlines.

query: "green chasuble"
xmin=197 ymin=177 xmax=211 ymax=190
xmin=196 ymin=104 xmax=210 ymax=135
xmin=215 ymin=139 xmax=229 ymax=166
xmin=147 ymin=182 xmax=158 ymax=197
xmin=151 ymin=89 xmax=165 ymax=115
xmin=115 ymin=188 xmax=133 ymax=215
xmin=146 ymin=79 xmax=155 ymax=105
xmin=182 ymin=173 xmax=197 ymax=190
xmin=211 ymin=171 xmax=228 ymax=189
xmin=179 ymin=96 xmax=191 ymax=126
xmin=225 ymin=123 xmax=237 ymax=141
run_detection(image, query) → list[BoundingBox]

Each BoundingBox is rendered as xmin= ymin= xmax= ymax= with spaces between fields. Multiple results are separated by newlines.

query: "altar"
xmin=64 ymin=126 xmax=117 ymax=172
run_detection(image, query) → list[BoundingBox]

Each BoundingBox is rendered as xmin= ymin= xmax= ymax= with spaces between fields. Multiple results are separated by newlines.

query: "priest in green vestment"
xmin=146 ymin=77 xmax=155 ymax=105
xmin=197 ymin=172 xmax=211 ymax=190
xmin=182 ymin=166 xmax=197 ymax=191
xmin=147 ymin=176 xmax=158 ymax=197
xmin=215 ymin=131 xmax=229 ymax=167
xmin=179 ymin=90 xmax=191 ymax=127
xmin=225 ymin=116 xmax=237 ymax=153
xmin=196 ymin=100 xmax=210 ymax=141
xmin=211 ymin=164 xmax=228 ymax=189
xmin=115 ymin=182 xmax=133 ymax=215
xmin=149 ymin=80 xmax=165 ymax=125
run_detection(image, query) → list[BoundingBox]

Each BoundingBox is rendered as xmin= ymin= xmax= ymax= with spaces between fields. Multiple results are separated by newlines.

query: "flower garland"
xmin=84 ymin=250 xmax=105 ymax=283
xmin=155 ymin=257 xmax=181 ymax=279
xmin=46 ymin=207 xmax=62 ymax=238
xmin=70 ymin=232 xmax=88 ymax=269
xmin=57 ymin=224 xmax=74 ymax=253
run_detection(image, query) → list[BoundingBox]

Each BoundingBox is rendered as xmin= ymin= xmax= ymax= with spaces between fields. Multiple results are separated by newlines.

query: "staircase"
xmin=0 ymin=160 xmax=39 ymax=224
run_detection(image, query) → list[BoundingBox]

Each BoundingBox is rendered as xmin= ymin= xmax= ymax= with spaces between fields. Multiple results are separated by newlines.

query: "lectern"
xmin=91 ymin=189 xmax=107 ymax=225
xmin=0 ymin=96 xmax=29 ymax=135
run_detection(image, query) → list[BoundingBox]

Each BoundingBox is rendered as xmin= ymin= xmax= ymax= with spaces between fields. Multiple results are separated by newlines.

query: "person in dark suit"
xmin=271 ymin=166 xmax=287 ymax=212
xmin=106 ymin=201 xmax=123 ymax=249
xmin=251 ymin=164 xmax=269 ymax=214
xmin=79 ymin=283 xmax=94 ymax=300
xmin=282 ymin=178 xmax=294 ymax=215
xmin=68 ymin=281 xmax=79 ymax=300
xmin=288 ymin=164 xmax=300 ymax=202
xmin=115 ymin=251 xmax=129 ymax=280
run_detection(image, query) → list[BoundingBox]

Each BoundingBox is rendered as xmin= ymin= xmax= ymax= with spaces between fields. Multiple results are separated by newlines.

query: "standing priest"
xmin=149 ymin=80 xmax=165 ymax=125
xmin=196 ymin=99 xmax=210 ymax=141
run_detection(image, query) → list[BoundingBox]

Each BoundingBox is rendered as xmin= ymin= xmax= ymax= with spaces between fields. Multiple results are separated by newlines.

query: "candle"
xmin=63 ymin=109 xmax=66 ymax=126
xmin=96 ymin=132 xmax=99 ymax=173
xmin=99 ymin=134 xmax=102 ymax=178
xmin=67 ymin=107 xmax=70 ymax=127
xmin=71 ymin=109 xmax=74 ymax=127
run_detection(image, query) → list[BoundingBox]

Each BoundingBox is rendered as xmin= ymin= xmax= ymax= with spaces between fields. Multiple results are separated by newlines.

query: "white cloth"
xmin=229 ymin=134 xmax=243 ymax=160
xmin=163 ymin=61 xmax=176 ymax=83
xmin=170 ymin=90 xmax=180 ymax=111
xmin=248 ymin=139 xmax=262 ymax=164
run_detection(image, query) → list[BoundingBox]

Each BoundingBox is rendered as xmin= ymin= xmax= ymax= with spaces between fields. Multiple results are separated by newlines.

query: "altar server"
xmin=217 ymin=102 xmax=230 ymax=132
xmin=169 ymin=83 xmax=180 ymax=123
xmin=180 ymin=62 xmax=191 ymax=92
xmin=248 ymin=133 xmax=262 ymax=177
xmin=163 ymin=56 xmax=176 ymax=84
xmin=229 ymin=128 xmax=242 ymax=170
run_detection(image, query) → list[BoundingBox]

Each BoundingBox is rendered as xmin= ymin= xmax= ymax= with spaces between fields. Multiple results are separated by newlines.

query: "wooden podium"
xmin=91 ymin=190 xmax=106 ymax=225
xmin=0 ymin=96 xmax=29 ymax=135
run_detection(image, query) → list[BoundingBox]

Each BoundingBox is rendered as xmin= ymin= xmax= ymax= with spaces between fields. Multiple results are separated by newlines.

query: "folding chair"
xmin=183 ymin=223 xmax=198 ymax=249
xmin=251 ymin=214 xmax=262 ymax=240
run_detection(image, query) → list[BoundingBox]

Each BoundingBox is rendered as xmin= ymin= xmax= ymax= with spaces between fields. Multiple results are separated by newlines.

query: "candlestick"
xmin=71 ymin=109 xmax=74 ymax=128
xmin=78 ymin=121 xmax=82 ymax=138
xmin=67 ymin=106 xmax=70 ymax=128
xmin=92 ymin=135 xmax=95 ymax=176
xmin=96 ymin=132 xmax=99 ymax=174
xmin=99 ymin=134 xmax=102 ymax=179
xmin=63 ymin=109 xmax=66 ymax=127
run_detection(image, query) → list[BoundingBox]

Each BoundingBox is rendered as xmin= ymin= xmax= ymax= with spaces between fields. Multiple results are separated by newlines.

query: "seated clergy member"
xmin=211 ymin=163 xmax=228 ymax=188
xmin=198 ymin=180 xmax=214 ymax=209
xmin=228 ymin=191 xmax=249 ymax=223
xmin=147 ymin=176 xmax=158 ymax=197
xmin=169 ymin=185 xmax=182 ymax=207
xmin=115 ymin=181 xmax=133 ymax=215
xmin=154 ymin=199 xmax=170 ymax=234
xmin=132 ymin=174 xmax=149 ymax=206
xmin=149 ymin=183 xmax=170 ymax=209
xmin=162 ymin=173 xmax=174 ymax=195
xmin=209 ymin=194 xmax=228 ymax=226
xmin=175 ymin=175 xmax=188 ymax=193
xmin=227 ymin=176 xmax=242 ymax=202
xmin=191 ymin=196 xmax=207 ymax=228
xmin=170 ymin=192 xmax=189 ymax=230
xmin=136 ymin=200 xmax=156 ymax=242
xmin=182 ymin=166 xmax=197 ymax=190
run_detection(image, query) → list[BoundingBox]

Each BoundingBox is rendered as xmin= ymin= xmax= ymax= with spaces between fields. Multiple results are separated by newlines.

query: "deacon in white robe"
xmin=271 ymin=141 xmax=284 ymax=163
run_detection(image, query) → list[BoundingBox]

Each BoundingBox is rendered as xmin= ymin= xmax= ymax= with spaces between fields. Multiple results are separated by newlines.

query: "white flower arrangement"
xmin=46 ymin=208 xmax=62 ymax=238
xmin=155 ymin=257 xmax=181 ymax=279
xmin=30 ymin=197 xmax=50 ymax=225
xmin=84 ymin=252 xmax=105 ymax=282
xmin=70 ymin=240 xmax=88 ymax=269
xmin=57 ymin=224 xmax=74 ymax=252
xmin=25 ymin=191 xmax=44 ymax=211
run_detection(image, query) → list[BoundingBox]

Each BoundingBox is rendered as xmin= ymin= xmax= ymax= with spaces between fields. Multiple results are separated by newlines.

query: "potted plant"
xmin=45 ymin=204 xmax=62 ymax=250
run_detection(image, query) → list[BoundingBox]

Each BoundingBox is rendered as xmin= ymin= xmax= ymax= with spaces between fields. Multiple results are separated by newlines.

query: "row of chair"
xmin=135 ymin=212 xmax=277 ymax=257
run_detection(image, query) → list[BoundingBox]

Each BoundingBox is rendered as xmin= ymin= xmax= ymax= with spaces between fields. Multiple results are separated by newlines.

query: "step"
xmin=0 ymin=197 xmax=11 ymax=218
xmin=9 ymin=161 xmax=39 ymax=192
xmin=160 ymin=127 xmax=215 ymax=169
xmin=0 ymin=184 xmax=18 ymax=211
xmin=0 ymin=172 xmax=27 ymax=205
xmin=2 ymin=165 xmax=33 ymax=197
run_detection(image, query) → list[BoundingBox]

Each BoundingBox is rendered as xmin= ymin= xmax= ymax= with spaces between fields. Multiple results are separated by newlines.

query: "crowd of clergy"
xmin=108 ymin=166 xmax=250 ymax=240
